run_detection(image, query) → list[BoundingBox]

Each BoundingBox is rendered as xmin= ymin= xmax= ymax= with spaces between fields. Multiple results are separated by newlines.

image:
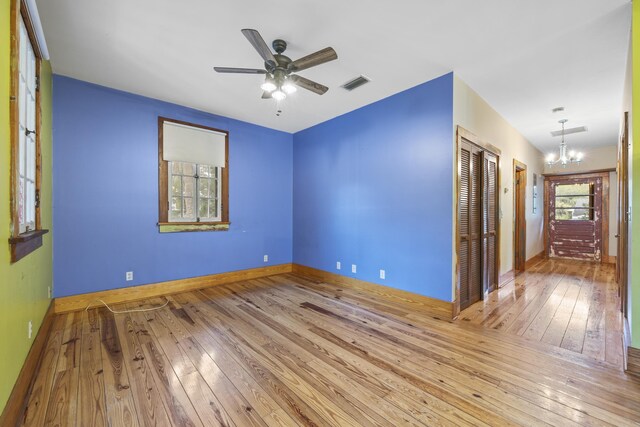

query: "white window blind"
xmin=162 ymin=121 xmax=226 ymax=167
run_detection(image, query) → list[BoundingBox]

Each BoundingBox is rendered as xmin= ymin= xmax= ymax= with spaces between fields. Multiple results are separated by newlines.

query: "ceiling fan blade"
xmin=214 ymin=67 xmax=267 ymax=74
xmin=241 ymin=29 xmax=277 ymax=66
xmin=289 ymin=47 xmax=337 ymax=72
xmin=261 ymin=91 xmax=272 ymax=99
xmin=290 ymin=75 xmax=329 ymax=95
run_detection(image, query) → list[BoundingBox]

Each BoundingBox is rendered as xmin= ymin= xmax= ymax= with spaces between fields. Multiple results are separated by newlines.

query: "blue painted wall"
xmin=292 ymin=73 xmax=454 ymax=301
xmin=52 ymin=76 xmax=293 ymax=297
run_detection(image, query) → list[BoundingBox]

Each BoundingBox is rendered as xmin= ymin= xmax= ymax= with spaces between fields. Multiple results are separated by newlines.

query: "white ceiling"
xmin=36 ymin=0 xmax=631 ymax=152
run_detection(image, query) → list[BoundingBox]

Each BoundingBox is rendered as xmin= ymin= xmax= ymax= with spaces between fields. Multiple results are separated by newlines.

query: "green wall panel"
xmin=0 ymin=0 xmax=53 ymax=414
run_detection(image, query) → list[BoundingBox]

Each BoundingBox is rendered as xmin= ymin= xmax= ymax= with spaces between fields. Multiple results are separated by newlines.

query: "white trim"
xmin=24 ymin=0 xmax=49 ymax=59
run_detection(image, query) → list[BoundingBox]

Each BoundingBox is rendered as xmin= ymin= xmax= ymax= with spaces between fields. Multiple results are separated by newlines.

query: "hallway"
xmin=458 ymin=258 xmax=624 ymax=367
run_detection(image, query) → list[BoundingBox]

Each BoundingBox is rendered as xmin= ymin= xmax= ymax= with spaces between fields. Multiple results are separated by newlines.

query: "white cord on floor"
xmin=84 ymin=298 xmax=169 ymax=313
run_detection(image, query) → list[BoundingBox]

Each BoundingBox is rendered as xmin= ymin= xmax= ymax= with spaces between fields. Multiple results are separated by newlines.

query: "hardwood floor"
xmin=458 ymin=258 xmax=625 ymax=366
xmin=20 ymin=271 xmax=640 ymax=426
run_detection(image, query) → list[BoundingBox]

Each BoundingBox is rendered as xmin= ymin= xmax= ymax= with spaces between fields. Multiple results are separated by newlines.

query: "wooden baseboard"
xmin=499 ymin=251 xmax=545 ymax=288
xmin=626 ymin=346 xmax=640 ymax=377
xmin=54 ymin=263 xmax=293 ymax=313
xmin=291 ymin=264 xmax=454 ymax=320
xmin=499 ymin=270 xmax=515 ymax=287
xmin=623 ymin=317 xmax=631 ymax=371
xmin=525 ymin=250 xmax=545 ymax=269
xmin=0 ymin=300 xmax=55 ymax=426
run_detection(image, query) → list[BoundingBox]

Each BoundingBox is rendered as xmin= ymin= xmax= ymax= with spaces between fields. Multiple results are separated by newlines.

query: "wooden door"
xmin=483 ymin=152 xmax=498 ymax=293
xmin=514 ymin=164 xmax=527 ymax=272
xmin=459 ymin=141 xmax=483 ymax=310
xmin=548 ymin=177 xmax=603 ymax=261
xmin=617 ymin=112 xmax=629 ymax=316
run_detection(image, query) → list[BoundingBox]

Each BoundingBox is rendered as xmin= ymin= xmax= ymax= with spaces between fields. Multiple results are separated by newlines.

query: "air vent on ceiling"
xmin=550 ymin=126 xmax=588 ymax=137
xmin=341 ymin=75 xmax=370 ymax=91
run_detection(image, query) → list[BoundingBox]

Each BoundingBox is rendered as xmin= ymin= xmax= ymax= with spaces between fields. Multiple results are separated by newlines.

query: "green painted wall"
xmin=0 ymin=0 xmax=53 ymax=414
xmin=632 ymin=0 xmax=640 ymax=348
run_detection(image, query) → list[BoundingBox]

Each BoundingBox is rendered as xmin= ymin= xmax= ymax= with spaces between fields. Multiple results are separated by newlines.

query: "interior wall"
xmin=293 ymin=73 xmax=454 ymax=302
xmin=0 ymin=0 xmax=53 ymax=412
xmin=630 ymin=0 xmax=639 ymax=347
xmin=622 ymin=12 xmax=634 ymax=338
xmin=52 ymin=76 xmax=293 ymax=297
xmin=453 ymin=76 xmax=545 ymax=287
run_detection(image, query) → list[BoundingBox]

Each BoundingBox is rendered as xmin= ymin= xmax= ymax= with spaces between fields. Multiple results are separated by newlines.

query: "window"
xmin=169 ymin=162 xmax=221 ymax=222
xmin=158 ymin=117 xmax=229 ymax=232
xmin=554 ymin=183 xmax=594 ymax=221
xmin=18 ymin=16 xmax=37 ymax=233
xmin=9 ymin=2 xmax=49 ymax=262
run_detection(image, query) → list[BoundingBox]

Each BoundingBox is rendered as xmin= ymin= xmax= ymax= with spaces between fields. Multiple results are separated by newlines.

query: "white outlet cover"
xmin=380 ymin=269 xmax=386 ymax=279
xmin=126 ymin=271 xmax=134 ymax=281
xmin=28 ymin=321 xmax=33 ymax=339
xmin=352 ymin=264 xmax=357 ymax=273
xmin=336 ymin=261 xmax=341 ymax=270
xmin=264 ymin=255 xmax=269 ymax=262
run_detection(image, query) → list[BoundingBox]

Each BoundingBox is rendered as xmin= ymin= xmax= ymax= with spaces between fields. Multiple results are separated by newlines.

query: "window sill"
xmin=158 ymin=222 xmax=230 ymax=233
xmin=9 ymin=229 xmax=49 ymax=263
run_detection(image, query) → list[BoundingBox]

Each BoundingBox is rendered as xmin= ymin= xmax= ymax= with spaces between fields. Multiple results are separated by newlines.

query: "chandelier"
xmin=546 ymin=119 xmax=583 ymax=167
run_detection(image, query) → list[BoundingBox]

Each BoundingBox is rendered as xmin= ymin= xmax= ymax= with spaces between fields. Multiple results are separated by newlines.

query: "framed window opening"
xmin=554 ymin=182 xmax=595 ymax=221
xmin=168 ymin=162 xmax=222 ymax=223
xmin=8 ymin=0 xmax=49 ymax=262
xmin=158 ymin=117 xmax=229 ymax=232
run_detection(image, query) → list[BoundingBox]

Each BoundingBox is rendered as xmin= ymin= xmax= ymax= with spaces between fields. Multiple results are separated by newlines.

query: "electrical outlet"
xmin=28 ymin=320 xmax=33 ymax=339
xmin=351 ymin=264 xmax=357 ymax=274
xmin=47 ymin=286 xmax=51 ymax=299
xmin=336 ymin=261 xmax=341 ymax=270
xmin=380 ymin=269 xmax=386 ymax=279
xmin=263 ymin=254 xmax=269 ymax=263
xmin=126 ymin=271 xmax=134 ymax=281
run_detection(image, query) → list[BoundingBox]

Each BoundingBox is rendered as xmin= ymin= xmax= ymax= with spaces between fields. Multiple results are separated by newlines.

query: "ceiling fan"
xmin=214 ymin=29 xmax=337 ymax=101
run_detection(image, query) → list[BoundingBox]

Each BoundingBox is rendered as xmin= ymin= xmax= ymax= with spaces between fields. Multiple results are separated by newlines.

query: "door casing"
xmin=513 ymin=160 xmax=527 ymax=273
xmin=454 ymin=126 xmax=501 ymax=317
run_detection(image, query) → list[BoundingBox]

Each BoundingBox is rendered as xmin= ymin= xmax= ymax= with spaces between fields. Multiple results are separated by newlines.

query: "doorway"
xmin=456 ymin=127 xmax=500 ymax=313
xmin=545 ymin=173 xmax=608 ymax=261
xmin=514 ymin=161 xmax=527 ymax=273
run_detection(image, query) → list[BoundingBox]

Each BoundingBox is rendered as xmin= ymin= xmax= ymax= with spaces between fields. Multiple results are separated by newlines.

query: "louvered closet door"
xmin=459 ymin=141 xmax=483 ymax=310
xmin=482 ymin=153 xmax=498 ymax=293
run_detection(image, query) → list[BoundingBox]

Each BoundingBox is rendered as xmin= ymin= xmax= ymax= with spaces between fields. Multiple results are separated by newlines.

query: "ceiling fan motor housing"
xmin=272 ymin=39 xmax=287 ymax=54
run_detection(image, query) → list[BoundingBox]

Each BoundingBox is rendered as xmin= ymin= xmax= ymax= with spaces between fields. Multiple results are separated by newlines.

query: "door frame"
xmin=543 ymin=171 xmax=610 ymax=260
xmin=617 ymin=111 xmax=629 ymax=317
xmin=513 ymin=160 xmax=527 ymax=272
xmin=454 ymin=126 xmax=501 ymax=318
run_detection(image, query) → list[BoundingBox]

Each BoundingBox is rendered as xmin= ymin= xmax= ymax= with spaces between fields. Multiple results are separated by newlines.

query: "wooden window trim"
xmin=157 ymin=117 xmax=230 ymax=232
xmin=9 ymin=0 xmax=49 ymax=263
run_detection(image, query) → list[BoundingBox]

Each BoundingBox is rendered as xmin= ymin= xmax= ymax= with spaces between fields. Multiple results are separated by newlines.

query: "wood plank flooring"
xmin=21 ymin=270 xmax=640 ymax=426
xmin=458 ymin=258 xmax=625 ymax=366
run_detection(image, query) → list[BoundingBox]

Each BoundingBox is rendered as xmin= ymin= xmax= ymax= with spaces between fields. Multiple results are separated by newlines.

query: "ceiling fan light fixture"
xmin=282 ymin=81 xmax=297 ymax=94
xmin=260 ymin=76 xmax=276 ymax=92
xmin=214 ymin=29 xmax=337 ymax=104
xmin=546 ymin=119 xmax=583 ymax=167
xmin=272 ymin=89 xmax=286 ymax=101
